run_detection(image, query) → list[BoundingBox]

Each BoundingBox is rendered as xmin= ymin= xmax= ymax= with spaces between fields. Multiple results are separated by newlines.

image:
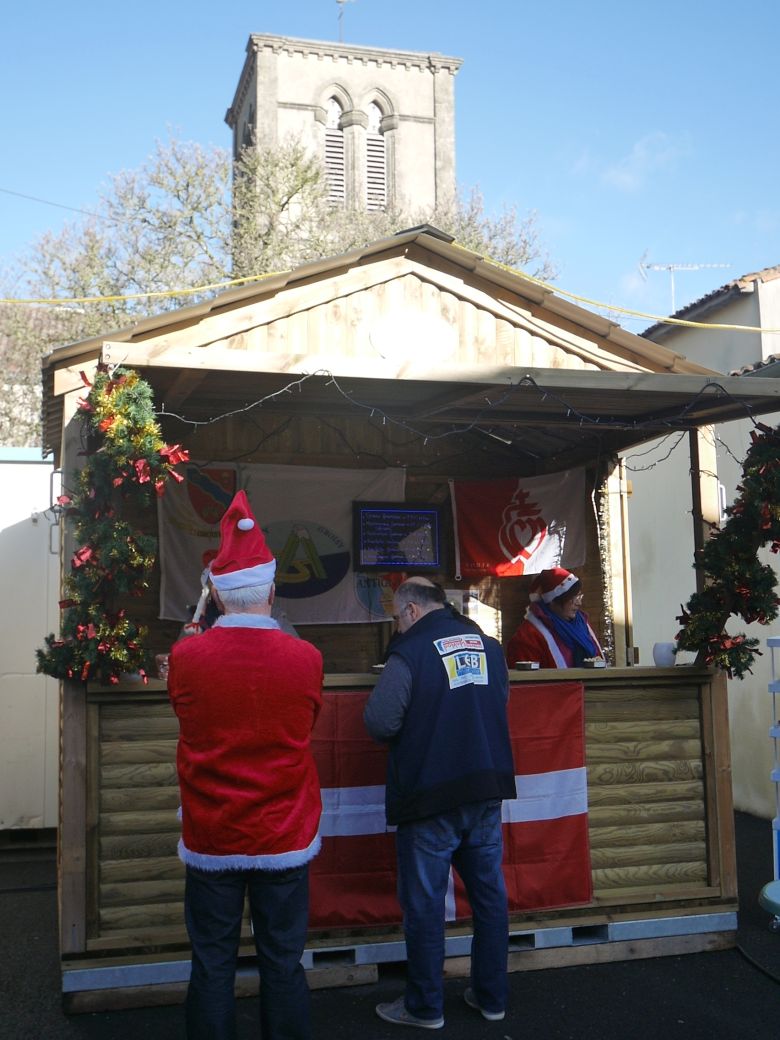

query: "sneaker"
xmin=463 ymin=987 xmax=505 ymax=1022
xmin=376 ymin=996 xmax=444 ymax=1029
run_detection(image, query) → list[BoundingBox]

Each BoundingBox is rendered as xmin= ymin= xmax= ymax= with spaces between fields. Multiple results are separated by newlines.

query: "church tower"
xmin=225 ymin=34 xmax=462 ymax=214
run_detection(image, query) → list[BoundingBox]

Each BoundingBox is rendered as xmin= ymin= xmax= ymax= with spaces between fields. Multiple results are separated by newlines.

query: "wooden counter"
xmin=58 ymin=666 xmax=737 ymax=1010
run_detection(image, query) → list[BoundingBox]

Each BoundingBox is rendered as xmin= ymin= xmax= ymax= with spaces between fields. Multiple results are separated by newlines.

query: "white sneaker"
xmin=463 ymin=987 xmax=505 ymax=1021
xmin=376 ymin=996 xmax=444 ymax=1029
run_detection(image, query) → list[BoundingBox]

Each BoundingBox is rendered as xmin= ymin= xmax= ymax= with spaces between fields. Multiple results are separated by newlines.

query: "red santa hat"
xmin=209 ymin=490 xmax=276 ymax=592
xmin=538 ymin=567 xmax=579 ymax=604
xmin=527 ymin=573 xmax=543 ymax=602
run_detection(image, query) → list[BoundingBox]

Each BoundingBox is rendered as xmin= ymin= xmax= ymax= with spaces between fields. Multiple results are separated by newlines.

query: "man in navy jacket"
xmin=364 ymin=577 xmax=515 ymax=1029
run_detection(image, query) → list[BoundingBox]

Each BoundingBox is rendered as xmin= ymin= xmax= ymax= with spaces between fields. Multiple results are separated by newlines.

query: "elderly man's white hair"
xmin=217 ymin=582 xmax=273 ymax=613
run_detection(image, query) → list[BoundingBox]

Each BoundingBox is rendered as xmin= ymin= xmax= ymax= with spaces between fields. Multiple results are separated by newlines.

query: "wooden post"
xmin=60 ymin=679 xmax=87 ymax=953
xmin=58 ymin=387 xmax=93 ymax=954
xmin=689 ymin=427 xmax=720 ymax=594
xmin=699 ymin=670 xmax=737 ymax=897
xmin=606 ymin=462 xmax=634 ymax=667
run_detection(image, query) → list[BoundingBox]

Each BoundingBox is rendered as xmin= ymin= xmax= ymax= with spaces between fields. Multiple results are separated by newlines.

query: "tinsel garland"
xmin=36 ymin=364 xmax=189 ymax=685
xmin=676 ymin=421 xmax=780 ymax=679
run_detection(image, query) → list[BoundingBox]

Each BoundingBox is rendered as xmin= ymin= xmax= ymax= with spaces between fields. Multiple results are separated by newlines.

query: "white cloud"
xmin=602 ymin=132 xmax=685 ymax=193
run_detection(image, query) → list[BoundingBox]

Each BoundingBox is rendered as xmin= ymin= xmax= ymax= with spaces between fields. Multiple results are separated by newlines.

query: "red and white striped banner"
xmin=308 ymin=682 xmax=591 ymax=929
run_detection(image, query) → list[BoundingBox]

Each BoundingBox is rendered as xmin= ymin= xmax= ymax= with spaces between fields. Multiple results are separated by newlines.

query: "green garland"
xmin=676 ymin=421 xmax=780 ymax=678
xmin=36 ymin=364 xmax=188 ymax=685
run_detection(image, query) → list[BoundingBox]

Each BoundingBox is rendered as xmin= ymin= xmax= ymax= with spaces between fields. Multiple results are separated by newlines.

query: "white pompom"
xmin=237 ymin=518 xmax=254 ymax=531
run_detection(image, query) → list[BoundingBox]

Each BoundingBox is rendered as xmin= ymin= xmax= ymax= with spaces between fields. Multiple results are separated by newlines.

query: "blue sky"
xmin=1 ymin=0 xmax=778 ymax=331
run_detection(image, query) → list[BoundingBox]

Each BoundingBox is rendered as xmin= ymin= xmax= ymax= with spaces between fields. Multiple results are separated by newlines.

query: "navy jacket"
xmin=382 ymin=608 xmax=516 ymax=825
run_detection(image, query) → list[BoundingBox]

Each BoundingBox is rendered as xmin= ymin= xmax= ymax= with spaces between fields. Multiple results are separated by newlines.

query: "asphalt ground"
xmin=1 ymin=811 xmax=778 ymax=1040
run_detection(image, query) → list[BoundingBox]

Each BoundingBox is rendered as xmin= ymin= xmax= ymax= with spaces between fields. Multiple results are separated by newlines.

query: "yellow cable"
xmin=2 ymin=243 xmax=779 ymax=335
xmin=0 ymin=270 xmax=279 ymax=307
xmin=458 ymin=246 xmax=780 ymax=335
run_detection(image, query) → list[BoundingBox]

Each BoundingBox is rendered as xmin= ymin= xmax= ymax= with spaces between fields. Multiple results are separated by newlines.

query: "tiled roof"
xmin=642 ymin=264 xmax=780 ymax=341
xmin=729 ymin=353 xmax=780 ymax=377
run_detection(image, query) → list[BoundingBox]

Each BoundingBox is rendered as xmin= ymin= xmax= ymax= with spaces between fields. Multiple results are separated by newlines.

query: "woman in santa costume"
xmin=506 ymin=567 xmax=604 ymax=669
xmin=168 ymin=490 xmax=323 ymax=1040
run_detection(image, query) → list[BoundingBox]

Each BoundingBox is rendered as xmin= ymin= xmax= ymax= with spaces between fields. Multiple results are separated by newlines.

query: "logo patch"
xmin=433 ymin=634 xmax=489 ymax=688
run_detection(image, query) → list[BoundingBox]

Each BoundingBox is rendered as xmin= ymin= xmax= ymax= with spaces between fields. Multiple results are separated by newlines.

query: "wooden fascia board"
xmin=407 ymin=239 xmax=713 ymax=375
xmin=403 ymin=247 xmax=661 ymax=374
xmin=51 ymin=352 xmax=103 ymax=397
xmin=123 ymin=255 xmax=417 ymax=356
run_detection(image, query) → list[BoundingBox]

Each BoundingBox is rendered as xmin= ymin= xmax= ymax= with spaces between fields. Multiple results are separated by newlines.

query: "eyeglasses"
xmin=392 ymin=603 xmax=413 ymax=622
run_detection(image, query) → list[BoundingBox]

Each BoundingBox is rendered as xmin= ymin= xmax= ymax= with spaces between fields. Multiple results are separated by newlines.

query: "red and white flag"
xmin=450 ymin=469 xmax=587 ymax=579
xmin=308 ymin=682 xmax=591 ymax=929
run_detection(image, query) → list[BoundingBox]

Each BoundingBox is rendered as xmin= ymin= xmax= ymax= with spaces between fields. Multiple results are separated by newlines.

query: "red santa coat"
xmin=168 ymin=616 xmax=323 ymax=871
xmin=506 ymin=605 xmax=602 ymax=669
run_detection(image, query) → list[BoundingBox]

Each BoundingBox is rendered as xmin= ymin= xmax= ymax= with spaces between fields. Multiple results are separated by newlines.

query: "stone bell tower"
xmin=225 ymin=33 xmax=462 ymax=214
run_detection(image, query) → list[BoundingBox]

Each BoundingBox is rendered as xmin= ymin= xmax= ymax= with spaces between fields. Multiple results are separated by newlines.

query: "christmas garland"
xmin=676 ymin=421 xmax=780 ymax=678
xmin=36 ymin=364 xmax=188 ymax=685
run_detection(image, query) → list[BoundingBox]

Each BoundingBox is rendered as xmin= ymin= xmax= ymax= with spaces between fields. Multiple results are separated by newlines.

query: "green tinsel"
xmin=36 ymin=364 xmax=189 ymax=685
xmin=676 ymin=421 xmax=780 ymax=678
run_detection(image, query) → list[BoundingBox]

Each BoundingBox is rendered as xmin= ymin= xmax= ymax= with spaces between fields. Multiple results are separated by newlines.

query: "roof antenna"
xmin=638 ymin=251 xmax=730 ymax=314
xmin=336 ymin=0 xmax=357 ymax=43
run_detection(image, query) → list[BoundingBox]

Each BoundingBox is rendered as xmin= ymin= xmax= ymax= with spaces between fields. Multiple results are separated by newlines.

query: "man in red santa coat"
xmin=168 ymin=490 xmax=323 ymax=1040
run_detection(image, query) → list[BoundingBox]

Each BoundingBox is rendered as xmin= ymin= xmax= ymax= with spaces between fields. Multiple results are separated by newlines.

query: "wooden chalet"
xmin=41 ymin=226 xmax=780 ymax=1009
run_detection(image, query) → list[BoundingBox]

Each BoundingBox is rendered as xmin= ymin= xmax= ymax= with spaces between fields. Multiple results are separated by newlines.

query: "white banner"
xmin=158 ymin=463 xmax=406 ymax=625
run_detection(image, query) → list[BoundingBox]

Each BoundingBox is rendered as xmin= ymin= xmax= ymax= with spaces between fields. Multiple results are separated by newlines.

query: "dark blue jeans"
xmin=395 ymin=800 xmax=508 ymax=1021
xmin=184 ymin=863 xmax=311 ymax=1040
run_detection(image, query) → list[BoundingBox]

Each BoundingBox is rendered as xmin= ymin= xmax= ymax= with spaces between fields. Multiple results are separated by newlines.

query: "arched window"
xmin=325 ymin=98 xmax=345 ymax=206
xmin=366 ymin=101 xmax=387 ymax=211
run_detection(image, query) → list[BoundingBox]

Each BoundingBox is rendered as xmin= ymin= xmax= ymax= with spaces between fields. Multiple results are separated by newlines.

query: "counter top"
xmin=85 ymin=664 xmax=711 ymax=697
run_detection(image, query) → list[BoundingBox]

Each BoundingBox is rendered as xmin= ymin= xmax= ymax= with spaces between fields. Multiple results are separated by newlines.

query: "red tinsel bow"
xmin=160 ymin=444 xmax=189 ymax=465
xmin=134 ymin=459 xmax=151 ymax=483
xmin=72 ymin=545 xmax=94 ymax=568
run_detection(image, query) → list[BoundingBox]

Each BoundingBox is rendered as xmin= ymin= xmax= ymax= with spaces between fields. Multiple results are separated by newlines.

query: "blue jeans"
xmin=395 ymin=800 xmax=508 ymax=1020
xmin=184 ymin=863 xmax=311 ymax=1040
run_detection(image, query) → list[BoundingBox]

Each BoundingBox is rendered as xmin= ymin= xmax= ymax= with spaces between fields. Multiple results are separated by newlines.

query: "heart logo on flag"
xmin=497 ymin=488 xmax=548 ymax=575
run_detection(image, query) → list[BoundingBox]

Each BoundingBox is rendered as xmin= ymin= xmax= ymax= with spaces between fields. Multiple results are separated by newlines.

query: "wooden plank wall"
xmin=83 ymin=670 xmax=731 ymax=954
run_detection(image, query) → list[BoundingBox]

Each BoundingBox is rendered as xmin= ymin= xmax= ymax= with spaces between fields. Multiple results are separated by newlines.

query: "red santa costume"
xmin=506 ymin=567 xmax=603 ymax=669
xmin=168 ymin=490 xmax=323 ymax=871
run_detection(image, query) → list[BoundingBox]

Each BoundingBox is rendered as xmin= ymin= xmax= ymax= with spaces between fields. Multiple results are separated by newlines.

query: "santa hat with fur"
xmin=538 ymin=567 xmax=579 ymax=604
xmin=527 ymin=573 xmax=543 ymax=602
xmin=209 ymin=490 xmax=276 ymax=592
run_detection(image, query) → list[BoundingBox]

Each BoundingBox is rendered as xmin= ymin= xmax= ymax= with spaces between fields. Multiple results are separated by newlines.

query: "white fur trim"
xmin=526 ymin=610 xmax=568 ymax=667
xmin=541 ymin=572 xmax=577 ymax=603
xmin=210 ymin=559 xmax=276 ymax=590
xmin=177 ymin=832 xmax=321 ymax=872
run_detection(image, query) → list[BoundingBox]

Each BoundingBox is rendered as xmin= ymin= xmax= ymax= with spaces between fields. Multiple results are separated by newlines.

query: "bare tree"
xmin=1 ymin=136 xmax=556 ymax=445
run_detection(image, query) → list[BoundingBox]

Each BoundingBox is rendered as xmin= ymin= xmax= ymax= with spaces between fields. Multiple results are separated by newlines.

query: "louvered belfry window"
xmin=325 ymin=98 xmax=345 ymax=206
xmin=366 ymin=102 xmax=386 ymax=211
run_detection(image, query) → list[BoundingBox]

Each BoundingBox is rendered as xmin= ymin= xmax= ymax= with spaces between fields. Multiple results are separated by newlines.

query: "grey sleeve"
xmin=363 ymin=655 xmax=413 ymax=742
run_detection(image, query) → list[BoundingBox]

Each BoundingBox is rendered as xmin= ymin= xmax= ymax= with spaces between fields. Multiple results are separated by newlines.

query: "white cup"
xmin=652 ymin=642 xmax=676 ymax=668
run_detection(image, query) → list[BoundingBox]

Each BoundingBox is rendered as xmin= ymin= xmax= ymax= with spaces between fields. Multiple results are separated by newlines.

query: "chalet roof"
xmin=642 ymin=264 xmax=780 ymax=342
xmin=41 ymin=228 xmax=780 ymax=474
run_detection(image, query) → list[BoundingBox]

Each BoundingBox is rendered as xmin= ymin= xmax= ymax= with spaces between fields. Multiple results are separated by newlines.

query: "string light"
xmin=152 ymin=367 xmax=765 ymax=475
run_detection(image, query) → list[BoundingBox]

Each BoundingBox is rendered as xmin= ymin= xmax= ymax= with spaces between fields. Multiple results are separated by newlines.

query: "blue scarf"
xmin=537 ymin=603 xmax=599 ymax=666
